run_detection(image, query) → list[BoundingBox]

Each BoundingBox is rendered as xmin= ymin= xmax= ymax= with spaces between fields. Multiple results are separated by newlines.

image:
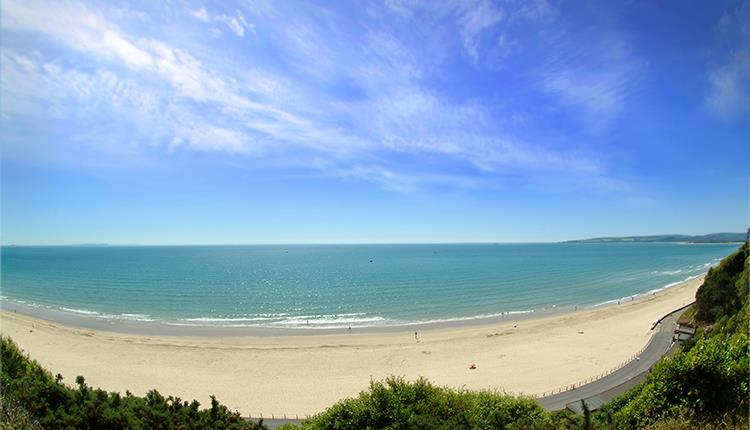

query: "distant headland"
xmin=563 ymin=232 xmax=747 ymax=244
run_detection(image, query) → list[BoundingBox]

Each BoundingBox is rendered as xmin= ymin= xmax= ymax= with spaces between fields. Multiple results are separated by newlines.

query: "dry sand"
xmin=0 ymin=275 xmax=702 ymax=417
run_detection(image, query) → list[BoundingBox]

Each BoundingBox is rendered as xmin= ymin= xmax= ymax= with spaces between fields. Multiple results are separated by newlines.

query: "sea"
xmin=0 ymin=243 xmax=739 ymax=331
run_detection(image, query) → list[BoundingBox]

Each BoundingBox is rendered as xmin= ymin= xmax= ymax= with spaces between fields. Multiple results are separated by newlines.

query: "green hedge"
xmin=602 ymin=333 xmax=749 ymax=429
xmin=0 ymin=336 xmax=266 ymax=430
xmin=280 ymin=376 xmax=582 ymax=430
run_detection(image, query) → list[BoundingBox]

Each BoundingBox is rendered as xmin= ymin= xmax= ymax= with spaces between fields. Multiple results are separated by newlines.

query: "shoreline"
xmin=0 ymin=274 xmax=704 ymax=416
xmin=0 ymin=272 xmax=706 ymax=337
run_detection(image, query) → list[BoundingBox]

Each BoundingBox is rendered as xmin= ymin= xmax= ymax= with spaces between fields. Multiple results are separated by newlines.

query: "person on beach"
xmin=414 ymin=331 xmax=418 ymax=341
xmin=348 ymin=326 xmax=351 ymax=333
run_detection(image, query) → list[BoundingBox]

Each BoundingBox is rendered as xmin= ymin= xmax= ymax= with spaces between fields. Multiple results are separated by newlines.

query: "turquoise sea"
xmin=0 ymin=243 xmax=739 ymax=330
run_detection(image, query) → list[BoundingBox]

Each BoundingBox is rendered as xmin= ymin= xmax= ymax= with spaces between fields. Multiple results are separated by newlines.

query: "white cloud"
xmin=383 ymin=0 xmax=425 ymax=19
xmin=708 ymin=50 xmax=750 ymax=117
xmin=1 ymin=0 xmax=349 ymax=156
xmin=384 ymin=0 xmax=508 ymax=64
xmin=708 ymin=3 xmax=750 ymax=118
xmin=494 ymin=33 xmax=521 ymax=60
xmin=328 ymin=164 xmax=479 ymax=192
xmin=102 ymin=30 xmax=154 ymax=69
xmin=347 ymin=31 xmax=603 ymax=181
xmin=189 ymin=7 xmax=209 ymax=22
xmin=188 ymin=6 xmax=251 ymax=37
xmin=509 ymin=0 xmax=560 ymax=23
xmin=216 ymin=11 xmax=251 ymax=37
xmin=171 ymin=124 xmax=259 ymax=154
xmin=1 ymin=0 xmax=617 ymax=194
xmin=457 ymin=0 xmax=506 ymax=63
xmin=2 ymin=50 xmax=157 ymax=118
xmin=537 ymin=33 xmax=641 ymax=130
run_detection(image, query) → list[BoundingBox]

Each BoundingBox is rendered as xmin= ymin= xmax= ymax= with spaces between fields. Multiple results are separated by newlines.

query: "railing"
xmin=651 ymin=300 xmax=695 ymax=330
xmin=530 ymin=335 xmax=654 ymax=398
xmin=532 ymin=302 xmax=694 ymax=399
xmin=245 ymin=413 xmax=309 ymax=421
xmin=242 ymin=304 xmax=696 ymax=417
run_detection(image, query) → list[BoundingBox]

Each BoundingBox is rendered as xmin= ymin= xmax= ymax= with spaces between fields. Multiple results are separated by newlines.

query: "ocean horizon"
xmin=0 ymin=243 xmax=739 ymax=331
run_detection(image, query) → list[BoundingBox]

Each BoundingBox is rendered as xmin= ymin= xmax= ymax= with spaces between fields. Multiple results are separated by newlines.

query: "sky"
xmin=1 ymin=0 xmax=748 ymax=245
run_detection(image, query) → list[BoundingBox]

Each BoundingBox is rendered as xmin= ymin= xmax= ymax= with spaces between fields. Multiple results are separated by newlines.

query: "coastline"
xmin=0 ymin=271 xmax=709 ymax=337
xmin=0 ymin=274 xmax=703 ymax=416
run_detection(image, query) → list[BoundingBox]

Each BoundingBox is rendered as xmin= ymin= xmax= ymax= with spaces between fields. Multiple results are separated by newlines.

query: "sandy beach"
xmin=0 ymin=275 xmax=702 ymax=417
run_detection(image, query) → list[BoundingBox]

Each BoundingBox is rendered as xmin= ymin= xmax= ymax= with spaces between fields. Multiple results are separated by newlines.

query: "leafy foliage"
xmin=694 ymin=242 xmax=748 ymax=330
xmin=0 ymin=336 xmax=266 ymax=430
xmin=0 ymin=396 xmax=44 ymax=430
xmin=602 ymin=333 xmax=748 ymax=428
xmin=598 ymin=242 xmax=749 ymax=429
xmin=286 ymin=376 xmax=557 ymax=430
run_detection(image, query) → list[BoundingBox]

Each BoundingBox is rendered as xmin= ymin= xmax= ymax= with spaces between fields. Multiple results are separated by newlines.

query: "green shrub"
xmin=607 ymin=333 xmax=749 ymax=429
xmin=0 ymin=396 xmax=44 ymax=430
xmin=293 ymin=376 xmax=554 ymax=430
xmin=694 ymin=243 xmax=748 ymax=329
xmin=0 ymin=336 xmax=266 ymax=430
xmin=600 ymin=242 xmax=750 ymax=429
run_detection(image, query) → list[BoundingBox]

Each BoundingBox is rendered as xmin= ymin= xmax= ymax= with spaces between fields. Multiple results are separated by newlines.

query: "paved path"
xmin=253 ymin=305 xmax=691 ymax=427
xmin=536 ymin=306 xmax=687 ymax=412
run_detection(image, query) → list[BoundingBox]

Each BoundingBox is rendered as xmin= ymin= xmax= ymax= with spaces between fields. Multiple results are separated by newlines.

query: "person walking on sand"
xmin=414 ymin=331 xmax=418 ymax=341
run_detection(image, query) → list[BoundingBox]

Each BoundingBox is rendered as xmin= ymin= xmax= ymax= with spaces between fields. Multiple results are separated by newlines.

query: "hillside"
xmin=564 ymin=232 xmax=746 ymax=244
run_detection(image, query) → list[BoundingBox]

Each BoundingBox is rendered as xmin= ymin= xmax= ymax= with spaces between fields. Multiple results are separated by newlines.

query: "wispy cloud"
xmin=1 ymin=0 xmax=617 ymax=194
xmin=457 ymin=0 xmax=506 ymax=63
xmin=708 ymin=51 xmax=750 ymax=117
xmin=188 ymin=6 xmax=252 ymax=37
xmin=536 ymin=29 xmax=642 ymax=131
xmin=383 ymin=0 xmax=560 ymax=68
xmin=707 ymin=2 xmax=750 ymax=118
xmin=508 ymin=0 xmax=560 ymax=23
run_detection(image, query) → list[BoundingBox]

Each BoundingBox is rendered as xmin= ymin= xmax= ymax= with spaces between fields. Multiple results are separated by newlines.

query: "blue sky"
xmin=1 ymin=0 xmax=748 ymax=244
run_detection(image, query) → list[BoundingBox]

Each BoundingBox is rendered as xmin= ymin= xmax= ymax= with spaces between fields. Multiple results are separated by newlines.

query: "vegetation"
xmin=1 ymin=243 xmax=746 ymax=429
xmin=288 ymin=376 xmax=556 ymax=430
xmin=0 ymin=336 xmax=266 ymax=430
xmin=600 ymin=333 xmax=748 ymax=429
xmin=694 ymin=242 xmax=749 ymax=334
xmin=1 ymin=397 xmax=43 ymax=430
xmin=596 ymin=242 xmax=749 ymax=429
xmin=279 ymin=242 xmax=750 ymax=430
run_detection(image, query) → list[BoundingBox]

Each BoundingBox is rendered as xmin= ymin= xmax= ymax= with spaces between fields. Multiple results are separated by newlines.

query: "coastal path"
xmin=251 ymin=304 xmax=694 ymax=427
xmin=536 ymin=304 xmax=691 ymax=412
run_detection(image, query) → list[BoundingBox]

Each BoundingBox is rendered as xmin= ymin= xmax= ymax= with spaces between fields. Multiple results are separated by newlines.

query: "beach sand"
xmin=0 ymin=275 xmax=702 ymax=417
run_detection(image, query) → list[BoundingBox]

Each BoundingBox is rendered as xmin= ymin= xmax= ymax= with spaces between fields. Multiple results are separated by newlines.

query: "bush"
xmin=694 ymin=243 xmax=748 ymax=329
xmin=291 ymin=376 xmax=555 ymax=430
xmin=600 ymin=242 xmax=750 ymax=429
xmin=0 ymin=396 xmax=44 ymax=430
xmin=606 ymin=333 xmax=749 ymax=429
